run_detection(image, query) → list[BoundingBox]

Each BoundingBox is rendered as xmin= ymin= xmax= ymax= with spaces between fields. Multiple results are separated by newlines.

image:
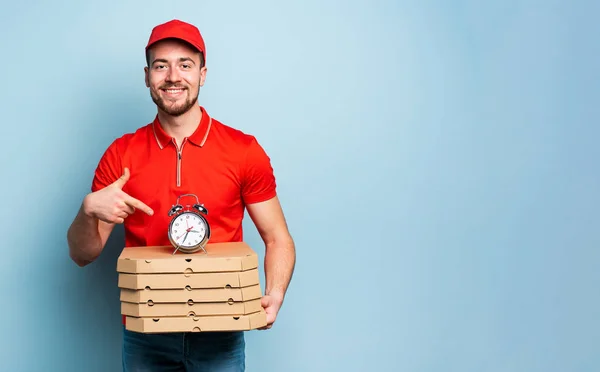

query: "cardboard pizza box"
xmin=120 ymin=284 xmax=262 ymax=304
xmin=121 ymin=298 xmax=263 ymax=317
xmin=125 ymin=310 xmax=267 ymax=333
xmin=117 ymin=242 xmax=258 ymax=274
xmin=118 ymin=269 xmax=260 ymax=290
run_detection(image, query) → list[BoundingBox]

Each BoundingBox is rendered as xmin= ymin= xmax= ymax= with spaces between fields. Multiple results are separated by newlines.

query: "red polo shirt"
xmin=91 ymin=106 xmax=277 ymax=247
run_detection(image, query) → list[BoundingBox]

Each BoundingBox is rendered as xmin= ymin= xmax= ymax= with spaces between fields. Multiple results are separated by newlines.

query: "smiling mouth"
xmin=162 ymin=87 xmax=186 ymax=95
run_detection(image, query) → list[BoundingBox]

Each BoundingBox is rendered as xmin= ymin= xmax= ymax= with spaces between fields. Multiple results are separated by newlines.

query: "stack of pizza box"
xmin=116 ymin=242 xmax=267 ymax=333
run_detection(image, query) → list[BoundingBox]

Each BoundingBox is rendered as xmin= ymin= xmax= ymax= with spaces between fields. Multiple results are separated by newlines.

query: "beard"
xmin=150 ymin=84 xmax=200 ymax=117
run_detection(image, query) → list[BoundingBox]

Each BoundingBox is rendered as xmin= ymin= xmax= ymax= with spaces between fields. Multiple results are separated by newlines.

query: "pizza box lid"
xmin=117 ymin=242 xmax=258 ymax=274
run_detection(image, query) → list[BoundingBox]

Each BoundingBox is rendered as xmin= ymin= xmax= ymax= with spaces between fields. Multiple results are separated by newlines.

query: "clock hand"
xmin=176 ymin=226 xmax=194 ymax=241
xmin=177 ymin=230 xmax=189 ymax=240
xmin=181 ymin=231 xmax=190 ymax=245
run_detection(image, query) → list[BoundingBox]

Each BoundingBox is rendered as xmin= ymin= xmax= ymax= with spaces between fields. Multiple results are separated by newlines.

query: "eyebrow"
xmin=178 ymin=57 xmax=196 ymax=64
xmin=152 ymin=57 xmax=196 ymax=65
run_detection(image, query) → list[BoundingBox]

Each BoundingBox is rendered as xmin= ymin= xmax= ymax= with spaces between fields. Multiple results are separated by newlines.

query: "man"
xmin=67 ymin=19 xmax=296 ymax=371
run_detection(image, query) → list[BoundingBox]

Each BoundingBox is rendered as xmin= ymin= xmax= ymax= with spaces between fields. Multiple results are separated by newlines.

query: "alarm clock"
xmin=167 ymin=193 xmax=210 ymax=254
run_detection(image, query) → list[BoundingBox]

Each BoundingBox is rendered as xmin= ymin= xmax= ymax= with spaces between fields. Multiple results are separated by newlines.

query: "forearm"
xmin=67 ymin=204 xmax=104 ymax=267
xmin=263 ymin=236 xmax=296 ymax=301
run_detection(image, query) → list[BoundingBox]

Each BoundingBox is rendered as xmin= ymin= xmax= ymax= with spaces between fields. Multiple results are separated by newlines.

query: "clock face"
xmin=169 ymin=212 xmax=208 ymax=248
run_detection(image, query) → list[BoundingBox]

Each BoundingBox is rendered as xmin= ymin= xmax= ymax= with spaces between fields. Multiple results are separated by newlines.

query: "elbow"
xmin=72 ymin=256 xmax=91 ymax=267
xmin=264 ymin=230 xmax=288 ymax=244
xmin=67 ymin=234 xmax=95 ymax=268
xmin=266 ymin=233 xmax=295 ymax=253
xmin=66 ymin=214 xmax=104 ymax=268
xmin=69 ymin=246 xmax=94 ymax=267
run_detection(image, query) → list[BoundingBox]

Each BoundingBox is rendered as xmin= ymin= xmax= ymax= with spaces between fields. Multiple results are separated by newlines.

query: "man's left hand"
xmin=259 ymin=292 xmax=284 ymax=330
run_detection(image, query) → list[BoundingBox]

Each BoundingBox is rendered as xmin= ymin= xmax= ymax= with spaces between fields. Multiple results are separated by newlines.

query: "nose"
xmin=166 ymin=66 xmax=181 ymax=83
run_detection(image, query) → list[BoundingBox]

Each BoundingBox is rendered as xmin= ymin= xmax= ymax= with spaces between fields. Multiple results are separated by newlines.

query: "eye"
xmin=182 ymin=64 xmax=191 ymax=69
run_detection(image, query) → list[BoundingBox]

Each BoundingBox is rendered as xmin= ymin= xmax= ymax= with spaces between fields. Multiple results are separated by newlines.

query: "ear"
xmin=199 ymin=66 xmax=208 ymax=87
xmin=144 ymin=66 xmax=149 ymax=88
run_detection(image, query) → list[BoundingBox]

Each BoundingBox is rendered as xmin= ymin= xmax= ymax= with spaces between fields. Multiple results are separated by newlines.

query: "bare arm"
xmin=67 ymin=168 xmax=154 ymax=267
xmin=67 ymin=201 xmax=116 ymax=267
xmin=246 ymin=196 xmax=295 ymax=328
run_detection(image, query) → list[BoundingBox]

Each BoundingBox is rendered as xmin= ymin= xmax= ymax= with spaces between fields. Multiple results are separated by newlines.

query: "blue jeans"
xmin=122 ymin=327 xmax=245 ymax=371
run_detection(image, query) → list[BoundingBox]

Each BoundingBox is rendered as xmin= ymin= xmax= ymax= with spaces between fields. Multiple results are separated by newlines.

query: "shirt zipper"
xmin=176 ymin=140 xmax=186 ymax=187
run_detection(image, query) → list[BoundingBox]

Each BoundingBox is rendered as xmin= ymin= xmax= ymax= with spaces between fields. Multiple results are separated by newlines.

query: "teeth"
xmin=166 ymin=89 xmax=183 ymax=93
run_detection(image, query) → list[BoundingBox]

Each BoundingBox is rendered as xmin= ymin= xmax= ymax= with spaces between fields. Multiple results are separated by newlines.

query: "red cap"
xmin=146 ymin=19 xmax=206 ymax=61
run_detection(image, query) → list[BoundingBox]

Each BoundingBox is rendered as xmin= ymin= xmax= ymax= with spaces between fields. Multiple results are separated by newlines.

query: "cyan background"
xmin=0 ymin=1 xmax=598 ymax=371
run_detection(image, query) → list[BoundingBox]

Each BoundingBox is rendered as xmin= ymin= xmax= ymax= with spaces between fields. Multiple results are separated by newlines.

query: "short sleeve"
xmin=241 ymin=137 xmax=277 ymax=204
xmin=91 ymin=139 xmax=122 ymax=192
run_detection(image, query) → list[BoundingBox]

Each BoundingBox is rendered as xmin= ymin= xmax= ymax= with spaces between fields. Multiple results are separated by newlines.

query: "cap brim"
xmin=146 ymin=36 xmax=203 ymax=54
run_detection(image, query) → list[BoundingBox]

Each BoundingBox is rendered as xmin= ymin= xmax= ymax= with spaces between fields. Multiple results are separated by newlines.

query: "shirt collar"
xmin=152 ymin=106 xmax=212 ymax=150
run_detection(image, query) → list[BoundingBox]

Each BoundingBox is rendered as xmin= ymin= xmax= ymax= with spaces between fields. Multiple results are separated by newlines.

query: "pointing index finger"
xmin=124 ymin=195 xmax=154 ymax=216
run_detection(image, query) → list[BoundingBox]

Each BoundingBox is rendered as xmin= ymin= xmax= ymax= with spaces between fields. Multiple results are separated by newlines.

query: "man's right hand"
xmin=82 ymin=168 xmax=154 ymax=224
